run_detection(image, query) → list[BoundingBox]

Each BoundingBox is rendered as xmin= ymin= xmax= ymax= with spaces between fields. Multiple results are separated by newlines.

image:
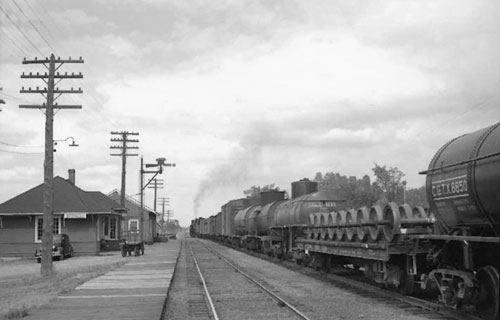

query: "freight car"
xmin=191 ymin=122 xmax=500 ymax=320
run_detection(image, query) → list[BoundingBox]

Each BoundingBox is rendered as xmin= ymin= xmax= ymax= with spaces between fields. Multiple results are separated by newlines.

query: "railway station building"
xmin=0 ymin=169 xmax=126 ymax=257
xmin=107 ymin=190 xmax=158 ymax=244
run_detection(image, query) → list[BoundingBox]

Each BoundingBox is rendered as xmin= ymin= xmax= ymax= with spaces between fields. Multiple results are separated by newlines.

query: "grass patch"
xmin=0 ymin=258 xmax=126 ymax=320
xmin=5 ymin=307 xmax=28 ymax=319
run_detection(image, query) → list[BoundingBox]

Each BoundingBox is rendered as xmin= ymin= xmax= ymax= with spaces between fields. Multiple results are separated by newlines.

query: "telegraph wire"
xmin=21 ymin=0 xmax=58 ymax=43
xmin=23 ymin=35 xmax=119 ymax=129
xmin=21 ymin=1 xmax=120 ymax=129
xmin=0 ymin=27 xmax=30 ymax=57
xmin=0 ymin=6 xmax=44 ymax=56
xmin=0 ymin=14 xmax=33 ymax=57
xmin=2 ymin=1 xmax=82 ymax=110
xmin=10 ymin=0 xmax=57 ymax=54
xmin=0 ymin=148 xmax=44 ymax=154
xmin=0 ymin=141 xmax=43 ymax=148
xmin=0 ymin=90 xmax=36 ymax=104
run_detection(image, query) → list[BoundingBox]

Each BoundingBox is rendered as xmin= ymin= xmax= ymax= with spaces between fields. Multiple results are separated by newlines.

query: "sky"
xmin=1 ymin=0 xmax=499 ymax=227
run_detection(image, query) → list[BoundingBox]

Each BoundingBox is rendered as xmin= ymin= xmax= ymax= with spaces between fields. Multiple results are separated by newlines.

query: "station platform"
xmin=22 ymin=240 xmax=180 ymax=320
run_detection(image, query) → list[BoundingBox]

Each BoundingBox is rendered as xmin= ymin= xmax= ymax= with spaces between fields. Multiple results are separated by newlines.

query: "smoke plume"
xmin=192 ymin=125 xmax=270 ymax=218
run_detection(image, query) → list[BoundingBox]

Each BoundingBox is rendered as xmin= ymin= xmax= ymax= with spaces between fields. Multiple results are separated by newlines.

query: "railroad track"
xmin=186 ymin=239 xmax=311 ymax=320
xmin=203 ymin=238 xmax=485 ymax=320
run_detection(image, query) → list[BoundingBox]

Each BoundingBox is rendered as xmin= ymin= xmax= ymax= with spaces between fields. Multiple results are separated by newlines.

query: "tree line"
xmin=314 ymin=163 xmax=428 ymax=208
xmin=243 ymin=163 xmax=428 ymax=209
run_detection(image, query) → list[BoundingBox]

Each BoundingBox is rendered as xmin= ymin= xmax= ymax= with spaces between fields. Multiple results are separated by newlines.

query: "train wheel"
xmin=398 ymin=272 xmax=415 ymax=295
xmin=121 ymin=247 xmax=127 ymax=257
xmin=476 ymin=265 xmax=499 ymax=320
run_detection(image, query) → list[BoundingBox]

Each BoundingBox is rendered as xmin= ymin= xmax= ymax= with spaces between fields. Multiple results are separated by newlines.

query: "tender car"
xmin=35 ymin=233 xmax=74 ymax=263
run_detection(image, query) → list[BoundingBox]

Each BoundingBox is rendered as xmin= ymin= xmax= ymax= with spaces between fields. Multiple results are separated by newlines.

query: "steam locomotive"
xmin=191 ymin=122 xmax=500 ymax=320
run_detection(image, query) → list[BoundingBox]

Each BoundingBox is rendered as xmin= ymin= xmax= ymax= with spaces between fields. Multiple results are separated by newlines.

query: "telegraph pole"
xmin=158 ymin=197 xmax=169 ymax=218
xmin=147 ymin=179 xmax=164 ymax=212
xmin=141 ymin=158 xmax=175 ymax=242
xmin=19 ymin=54 xmax=83 ymax=277
xmin=110 ymin=131 xmax=139 ymax=207
xmin=0 ymin=87 xmax=4 ymax=111
xmin=157 ymin=197 xmax=169 ymax=231
xmin=165 ymin=209 xmax=174 ymax=224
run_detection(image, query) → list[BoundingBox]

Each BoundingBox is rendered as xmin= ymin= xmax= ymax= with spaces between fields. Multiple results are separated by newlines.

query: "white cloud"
xmin=1 ymin=0 xmax=499 ymax=227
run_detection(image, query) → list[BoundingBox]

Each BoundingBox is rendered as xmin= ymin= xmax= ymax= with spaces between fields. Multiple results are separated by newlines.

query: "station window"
xmin=102 ymin=216 xmax=118 ymax=240
xmin=129 ymin=219 xmax=139 ymax=230
xmin=110 ymin=218 xmax=117 ymax=239
xmin=35 ymin=216 xmax=61 ymax=242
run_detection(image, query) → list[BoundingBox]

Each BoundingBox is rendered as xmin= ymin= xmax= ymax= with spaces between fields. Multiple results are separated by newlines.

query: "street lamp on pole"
xmin=53 ymin=137 xmax=78 ymax=152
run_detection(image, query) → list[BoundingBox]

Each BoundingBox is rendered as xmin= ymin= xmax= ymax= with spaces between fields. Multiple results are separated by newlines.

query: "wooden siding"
xmin=0 ymin=215 xmax=103 ymax=257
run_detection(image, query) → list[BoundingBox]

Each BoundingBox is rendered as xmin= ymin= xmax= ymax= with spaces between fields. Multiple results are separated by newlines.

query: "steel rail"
xmin=196 ymin=239 xmax=312 ymax=320
xmin=210 ymin=238 xmax=484 ymax=320
xmin=320 ymin=271 xmax=483 ymax=320
xmin=188 ymin=242 xmax=220 ymax=320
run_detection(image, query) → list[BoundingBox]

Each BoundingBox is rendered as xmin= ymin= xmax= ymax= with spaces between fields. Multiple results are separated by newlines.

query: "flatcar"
xmin=191 ymin=122 xmax=500 ymax=320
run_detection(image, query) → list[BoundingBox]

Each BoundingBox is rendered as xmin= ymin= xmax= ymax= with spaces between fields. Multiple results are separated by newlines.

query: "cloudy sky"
xmin=1 ymin=0 xmax=499 ymax=227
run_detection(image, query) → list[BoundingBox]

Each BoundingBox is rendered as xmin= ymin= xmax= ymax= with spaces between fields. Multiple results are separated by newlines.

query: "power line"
xmin=0 ymin=148 xmax=43 ymax=154
xmin=0 ymin=6 xmax=44 ymax=56
xmin=3 ymin=1 xmax=85 ymax=112
xmin=0 ymin=141 xmax=43 ymax=148
xmin=10 ymin=0 xmax=57 ymax=53
xmin=20 ymin=1 xmax=120 ymax=129
xmin=0 ymin=28 xmax=30 ymax=57
xmin=21 ymin=0 xmax=58 ymax=43
xmin=0 ymin=90 xmax=36 ymax=104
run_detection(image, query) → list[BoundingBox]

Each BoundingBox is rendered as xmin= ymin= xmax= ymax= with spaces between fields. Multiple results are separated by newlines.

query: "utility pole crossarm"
xmin=23 ymin=57 xmax=84 ymax=64
xmin=111 ymin=131 xmax=138 ymax=135
xmin=110 ymin=146 xmax=139 ymax=149
xmin=21 ymin=73 xmax=83 ymax=79
xmin=110 ymin=131 xmax=139 ymax=207
xmin=19 ymin=104 xmax=82 ymax=109
xmin=20 ymin=88 xmax=83 ymax=94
